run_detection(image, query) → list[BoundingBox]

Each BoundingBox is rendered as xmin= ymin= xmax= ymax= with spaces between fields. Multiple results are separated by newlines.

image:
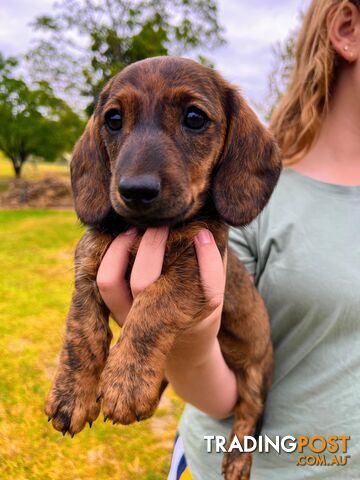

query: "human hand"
xmin=97 ymin=227 xmax=234 ymax=419
xmin=96 ymin=227 xmax=227 ymax=333
xmin=96 ymin=226 xmax=169 ymax=326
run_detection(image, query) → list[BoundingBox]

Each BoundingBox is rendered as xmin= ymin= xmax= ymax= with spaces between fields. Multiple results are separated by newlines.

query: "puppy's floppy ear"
xmin=213 ymin=87 xmax=281 ymax=226
xmin=70 ymin=116 xmax=112 ymax=226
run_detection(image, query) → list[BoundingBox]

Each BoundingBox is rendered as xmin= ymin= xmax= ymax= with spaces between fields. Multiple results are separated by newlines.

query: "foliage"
xmin=0 ymin=209 xmax=183 ymax=479
xmin=263 ymin=12 xmax=306 ymax=121
xmin=0 ymin=54 xmax=83 ymax=178
xmin=263 ymin=32 xmax=296 ymax=120
xmin=27 ymin=0 xmax=225 ymax=114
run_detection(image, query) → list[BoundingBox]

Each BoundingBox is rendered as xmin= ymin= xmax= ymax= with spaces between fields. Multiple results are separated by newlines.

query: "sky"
xmin=0 ymin=0 xmax=311 ymax=109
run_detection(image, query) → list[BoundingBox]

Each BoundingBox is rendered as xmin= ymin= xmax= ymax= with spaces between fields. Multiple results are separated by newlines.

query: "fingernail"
xmin=196 ymin=229 xmax=212 ymax=245
xmin=124 ymin=227 xmax=137 ymax=236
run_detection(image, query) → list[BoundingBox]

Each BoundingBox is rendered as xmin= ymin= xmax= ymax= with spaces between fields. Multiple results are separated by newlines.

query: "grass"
xmin=0 ymin=210 xmax=183 ymax=480
xmin=0 ymin=153 xmax=70 ymax=183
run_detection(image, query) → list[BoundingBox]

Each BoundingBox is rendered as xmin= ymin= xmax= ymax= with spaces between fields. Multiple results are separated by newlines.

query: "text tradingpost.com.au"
xmin=204 ymin=435 xmax=351 ymax=467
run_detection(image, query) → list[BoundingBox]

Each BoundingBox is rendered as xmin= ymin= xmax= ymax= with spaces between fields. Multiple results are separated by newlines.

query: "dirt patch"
xmin=0 ymin=176 xmax=73 ymax=209
xmin=8 ymin=337 xmax=33 ymax=353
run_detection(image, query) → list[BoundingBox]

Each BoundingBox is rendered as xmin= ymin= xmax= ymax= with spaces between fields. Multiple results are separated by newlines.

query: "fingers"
xmin=96 ymin=228 xmax=137 ymax=326
xmin=97 ymin=226 xmax=168 ymax=325
xmin=97 ymin=227 xmax=223 ymax=324
xmin=194 ymin=229 xmax=227 ymax=311
xmin=130 ymin=226 xmax=169 ymax=297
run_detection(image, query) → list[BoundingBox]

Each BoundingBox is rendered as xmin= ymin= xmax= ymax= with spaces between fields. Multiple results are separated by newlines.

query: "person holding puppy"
xmin=97 ymin=0 xmax=360 ymax=478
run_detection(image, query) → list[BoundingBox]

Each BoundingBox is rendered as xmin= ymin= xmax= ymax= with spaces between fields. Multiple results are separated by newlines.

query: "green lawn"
xmin=0 ymin=154 xmax=70 ymax=183
xmin=0 ymin=210 xmax=182 ymax=480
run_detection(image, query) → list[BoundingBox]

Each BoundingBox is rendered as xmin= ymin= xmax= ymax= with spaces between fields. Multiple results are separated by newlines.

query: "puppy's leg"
xmin=45 ymin=228 xmax=113 ymax=436
xmin=98 ymin=248 xmax=203 ymax=425
xmin=219 ymin=250 xmax=273 ymax=480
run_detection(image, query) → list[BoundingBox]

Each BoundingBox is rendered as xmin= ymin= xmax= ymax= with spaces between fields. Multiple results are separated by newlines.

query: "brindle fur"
xmin=45 ymin=56 xmax=281 ymax=479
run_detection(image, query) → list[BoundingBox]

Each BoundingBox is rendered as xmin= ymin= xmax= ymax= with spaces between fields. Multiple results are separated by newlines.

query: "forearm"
xmin=165 ymin=316 xmax=238 ymax=420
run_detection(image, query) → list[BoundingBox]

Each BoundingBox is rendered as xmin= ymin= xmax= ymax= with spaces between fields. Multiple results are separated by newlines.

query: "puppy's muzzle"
xmin=118 ymin=175 xmax=161 ymax=210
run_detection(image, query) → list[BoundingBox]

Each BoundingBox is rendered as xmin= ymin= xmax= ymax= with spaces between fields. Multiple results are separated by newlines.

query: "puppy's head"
xmin=71 ymin=56 xmax=281 ymax=228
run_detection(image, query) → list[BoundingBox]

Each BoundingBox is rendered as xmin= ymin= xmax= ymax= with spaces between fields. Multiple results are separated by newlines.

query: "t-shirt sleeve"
xmin=228 ymin=220 xmax=259 ymax=276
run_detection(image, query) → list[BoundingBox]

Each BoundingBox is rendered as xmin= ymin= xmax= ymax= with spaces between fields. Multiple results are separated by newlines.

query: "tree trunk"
xmin=14 ymin=164 xmax=22 ymax=178
xmin=11 ymin=156 xmax=27 ymax=203
xmin=12 ymin=155 xmax=26 ymax=179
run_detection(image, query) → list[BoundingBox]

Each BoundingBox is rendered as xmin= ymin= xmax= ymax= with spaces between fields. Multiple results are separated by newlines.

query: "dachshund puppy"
xmin=45 ymin=56 xmax=281 ymax=480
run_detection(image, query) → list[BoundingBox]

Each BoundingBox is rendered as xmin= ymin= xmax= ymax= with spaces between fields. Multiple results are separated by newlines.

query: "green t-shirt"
xmin=179 ymin=168 xmax=360 ymax=479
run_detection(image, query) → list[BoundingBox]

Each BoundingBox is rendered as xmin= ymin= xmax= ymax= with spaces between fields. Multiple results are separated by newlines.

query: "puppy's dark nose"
xmin=119 ymin=175 xmax=161 ymax=207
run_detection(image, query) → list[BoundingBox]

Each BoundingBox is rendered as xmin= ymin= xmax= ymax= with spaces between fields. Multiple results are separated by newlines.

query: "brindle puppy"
xmin=45 ymin=56 xmax=281 ymax=480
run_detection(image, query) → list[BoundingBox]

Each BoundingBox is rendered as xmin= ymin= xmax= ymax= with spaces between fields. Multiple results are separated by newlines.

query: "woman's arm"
xmin=164 ymin=231 xmax=238 ymax=419
xmin=96 ymin=227 xmax=238 ymax=420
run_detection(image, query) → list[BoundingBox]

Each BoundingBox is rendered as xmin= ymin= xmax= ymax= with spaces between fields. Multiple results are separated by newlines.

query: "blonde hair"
xmin=270 ymin=0 xmax=356 ymax=164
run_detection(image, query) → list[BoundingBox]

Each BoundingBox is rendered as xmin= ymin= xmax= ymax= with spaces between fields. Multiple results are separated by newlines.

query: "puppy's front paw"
xmin=99 ymin=343 xmax=164 ymax=425
xmin=45 ymin=373 xmax=100 ymax=436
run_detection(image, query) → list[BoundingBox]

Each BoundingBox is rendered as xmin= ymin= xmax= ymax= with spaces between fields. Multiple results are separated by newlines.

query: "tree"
xmin=264 ymin=32 xmax=296 ymax=121
xmin=0 ymin=54 xmax=83 ymax=178
xmin=27 ymin=0 xmax=225 ymax=115
xmin=262 ymin=11 xmax=307 ymax=121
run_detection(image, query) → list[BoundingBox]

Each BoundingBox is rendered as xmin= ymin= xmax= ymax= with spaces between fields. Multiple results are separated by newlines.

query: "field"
xmin=0 ymin=155 xmax=70 ymax=183
xmin=0 ymin=209 xmax=182 ymax=480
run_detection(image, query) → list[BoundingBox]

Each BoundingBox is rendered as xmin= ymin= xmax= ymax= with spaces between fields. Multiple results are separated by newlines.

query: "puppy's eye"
xmin=104 ymin=109 xmax=122 ymax=131
xmin=184 ymin=107 xmax=208 ymax=130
